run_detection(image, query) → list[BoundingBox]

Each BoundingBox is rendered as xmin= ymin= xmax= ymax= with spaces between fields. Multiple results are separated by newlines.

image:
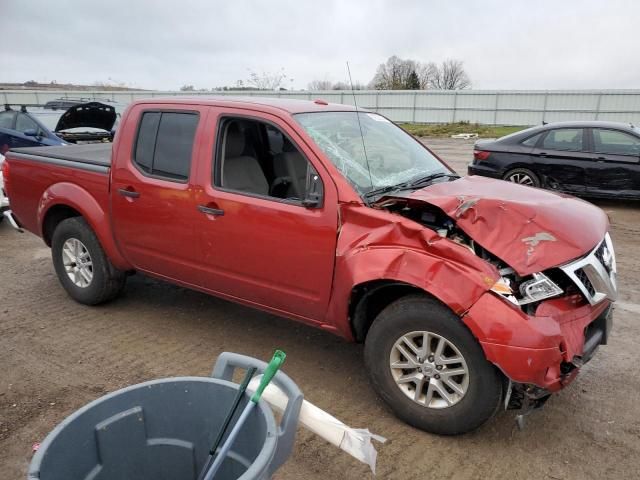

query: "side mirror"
xmin=301 ymin=168 xmax=324 ymax=209
xmin=24 ymin=128 xmax=38 ymax=137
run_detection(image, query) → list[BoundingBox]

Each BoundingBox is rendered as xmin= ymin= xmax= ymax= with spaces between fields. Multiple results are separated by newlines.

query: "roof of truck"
xmin=132 ymin=96 xmax=362 ymax=114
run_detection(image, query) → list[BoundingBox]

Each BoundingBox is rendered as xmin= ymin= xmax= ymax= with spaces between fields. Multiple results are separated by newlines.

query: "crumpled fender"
xmin=325 ymin=204 xmax=500 ymax=339
xmin=38 ymin=182 xmax=130 ymax=270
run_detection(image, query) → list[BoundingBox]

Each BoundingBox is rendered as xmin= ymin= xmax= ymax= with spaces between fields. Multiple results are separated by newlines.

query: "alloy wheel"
xmin=507 ymin=172 xmax=535 ymax=186
xmin=389 ymin=331 xmax=469 ymax=409
xmin=62 ymin=238 xmax=93 ymax=288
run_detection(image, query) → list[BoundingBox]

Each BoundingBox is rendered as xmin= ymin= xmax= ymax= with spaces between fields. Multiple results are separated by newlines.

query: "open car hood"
xmin=389 ymin=176 xmax=609 ymax=275
xmin=55 ymin=102 xmax=117 ymax=132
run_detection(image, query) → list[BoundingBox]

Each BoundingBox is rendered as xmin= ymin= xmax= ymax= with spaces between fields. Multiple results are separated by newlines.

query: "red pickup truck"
xmin=3 ymin=97 xmax=616 ymax=434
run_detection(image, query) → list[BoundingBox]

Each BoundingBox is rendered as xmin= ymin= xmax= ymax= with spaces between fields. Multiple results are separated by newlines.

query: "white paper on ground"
xmin=247 ymin=376 xmax=387 ymax=474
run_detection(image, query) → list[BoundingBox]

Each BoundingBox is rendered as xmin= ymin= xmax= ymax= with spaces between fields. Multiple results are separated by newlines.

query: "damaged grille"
xmin=559 ymin=233 xmax=617 ymax=305
xmin=575 ymin=269 xmax=596 ymax=297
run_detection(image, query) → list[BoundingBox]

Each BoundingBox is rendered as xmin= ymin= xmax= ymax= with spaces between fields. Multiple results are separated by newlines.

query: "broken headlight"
xmin=518 ymin=273 xmax=563 ymax=305
xmin=492 ymin=272 xmax=563 ymax=307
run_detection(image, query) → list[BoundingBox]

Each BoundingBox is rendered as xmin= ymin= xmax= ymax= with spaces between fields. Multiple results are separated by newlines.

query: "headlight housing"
xmin=492 ymin=272 xmax=563 ymax=307
xmin=517 ymin=273 xmax=563 ymax=305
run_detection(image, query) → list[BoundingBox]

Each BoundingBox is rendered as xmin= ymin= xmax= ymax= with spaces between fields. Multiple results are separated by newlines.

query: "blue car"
xmin=0 ymin=101 xmax=118 ymax=155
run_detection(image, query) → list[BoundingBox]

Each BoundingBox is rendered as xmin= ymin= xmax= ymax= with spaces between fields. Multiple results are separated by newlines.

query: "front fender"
xmin=325 ymin=204 xmax=500 ymax=339
xmin=38 ymin=182 xmax=131 ymax=270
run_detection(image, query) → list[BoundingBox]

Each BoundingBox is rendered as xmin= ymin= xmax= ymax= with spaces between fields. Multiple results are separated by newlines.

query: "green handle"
xmin=251 ymin=350 xmax=286 ymax=403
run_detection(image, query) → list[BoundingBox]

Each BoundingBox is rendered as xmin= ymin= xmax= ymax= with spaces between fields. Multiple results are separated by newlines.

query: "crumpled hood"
xmin=55 ymin=102 xmax=117 ymax=132
xmin=398 ymin=176 xmax=609 ymax=276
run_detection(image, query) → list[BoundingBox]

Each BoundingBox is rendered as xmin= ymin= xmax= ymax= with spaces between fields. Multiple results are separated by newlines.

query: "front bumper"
xmin=463 ymin=293 xmax=612 ymax=392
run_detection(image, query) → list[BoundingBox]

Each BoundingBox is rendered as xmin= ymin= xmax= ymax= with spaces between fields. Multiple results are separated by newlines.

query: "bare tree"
xmin=370 ymin=55 xmax=419 ymax=90
xmin=180 ymin=84 xmax=195 ymax=91
xmin=308 ymin=79 xmax=334 ymax=90
xmin=332 ymin=81 xmax=366 ymax=90
xmin=369 ymin=56 xmax=470 ymax=90
xmin=246 ymin=68 xmax=290 ymax=90
xmin=430 ymin=60 xmax=471 ymax=90
xmin=416 ymin=62 xmax=438 ymax=89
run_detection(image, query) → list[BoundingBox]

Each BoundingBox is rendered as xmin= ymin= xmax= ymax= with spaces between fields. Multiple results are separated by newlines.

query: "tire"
xmin=364 ymin=295 xmax=502 ymax=435
xmin=503 ymin=167 xmax=540 ymax=188
xmin=51 ymin=217 xmax=126 ymax=305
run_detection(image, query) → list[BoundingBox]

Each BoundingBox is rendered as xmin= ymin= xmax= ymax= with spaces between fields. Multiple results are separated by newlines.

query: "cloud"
xmin=2 ymin=0 xmax=638 ymax=90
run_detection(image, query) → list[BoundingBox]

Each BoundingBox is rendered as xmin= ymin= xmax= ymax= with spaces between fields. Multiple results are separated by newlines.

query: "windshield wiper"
xmin=401 ymin=172 xmax=459 ymax=189
xmin=362 ymin=184 xmax=402 ymax=201
xmin=362 ymin=172 xmax=459 ymax=204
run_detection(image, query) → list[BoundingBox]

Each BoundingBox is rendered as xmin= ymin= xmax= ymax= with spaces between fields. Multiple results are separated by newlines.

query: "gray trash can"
xmin=28 ymin=352 xmax=303 ymax=480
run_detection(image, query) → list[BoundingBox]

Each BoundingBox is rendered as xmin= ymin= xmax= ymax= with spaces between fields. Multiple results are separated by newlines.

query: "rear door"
xmin=191 ymin=108 xmax=339 ymax=323
xmin=585 ymin=128 xmax=640 ymax=198
xmin=531 ymin=128 xmax=589 ymax=194
xmin=111 ymin=104 xmax=207 ymax=281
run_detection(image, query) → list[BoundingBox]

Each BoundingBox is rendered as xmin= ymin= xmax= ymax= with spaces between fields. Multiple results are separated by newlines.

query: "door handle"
xmin=538 ymin=152 xmax=547 ymax=157
xmin=118 ymin=188 xmax=140 ymax=198
xmin=596 ymin=156 xmax=606 ymax=162
xmin=198 ymin=205 xmax=225 ymax=216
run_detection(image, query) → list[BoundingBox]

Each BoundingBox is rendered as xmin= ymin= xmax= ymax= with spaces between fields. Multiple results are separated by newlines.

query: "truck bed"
xmin=10 ymin=144 xmax=112 ymax=169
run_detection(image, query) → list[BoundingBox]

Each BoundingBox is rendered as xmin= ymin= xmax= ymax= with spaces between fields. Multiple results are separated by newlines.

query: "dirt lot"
xmin=1 ymin=138 xmax=639 ymax=479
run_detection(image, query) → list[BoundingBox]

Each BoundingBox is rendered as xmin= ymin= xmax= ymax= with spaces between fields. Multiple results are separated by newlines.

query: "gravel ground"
xmin=1 ymin=138 xmax=639 ymax=479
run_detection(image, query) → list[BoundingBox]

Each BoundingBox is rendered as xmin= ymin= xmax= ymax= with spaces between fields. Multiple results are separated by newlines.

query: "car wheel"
xmin=503 ymin=168 xmax=540 ymax=188
xmin=51 ymin=217 xmax=126 ymax=305
xmin=364 ymin=294 xmax=503 ymax=435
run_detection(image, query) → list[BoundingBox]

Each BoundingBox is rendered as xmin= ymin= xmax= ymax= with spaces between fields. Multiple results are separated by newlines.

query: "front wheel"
xmin=364 ymin=295 xmax=502 ymax=435
xmin=51 ymin=217 xmax=126 ymax=305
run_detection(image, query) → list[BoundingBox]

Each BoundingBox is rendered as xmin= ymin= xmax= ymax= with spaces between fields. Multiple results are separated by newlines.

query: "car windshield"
xmin=295 ymin=111 xmax=450 ymax=196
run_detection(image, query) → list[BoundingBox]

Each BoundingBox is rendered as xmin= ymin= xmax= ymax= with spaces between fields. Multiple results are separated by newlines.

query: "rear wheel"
xmin=51 ymin=217 xmax=126 ymax=305
xmin=364 ymin=295 xmax=502 ymax=435
xmin=503 ymin=168 xmax=540 ymax=188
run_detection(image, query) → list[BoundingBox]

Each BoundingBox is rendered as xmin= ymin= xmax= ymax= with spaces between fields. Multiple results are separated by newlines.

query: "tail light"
xmin=1 ymin=158 xmax=9 ymax=195
xmin=473 ymin=150 xmax=491 ymax=161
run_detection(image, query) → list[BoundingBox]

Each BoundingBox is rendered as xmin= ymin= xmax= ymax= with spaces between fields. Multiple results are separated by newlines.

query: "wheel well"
xmin=42 ymin=205 xmax=82 ymax=246
xmin=349 ymin=280 xmax=424 ymax=342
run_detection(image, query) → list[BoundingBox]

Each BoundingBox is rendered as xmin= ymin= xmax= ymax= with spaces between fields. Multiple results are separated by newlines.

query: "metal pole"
xmin=412 ymin=91 xmax=418 ymax=123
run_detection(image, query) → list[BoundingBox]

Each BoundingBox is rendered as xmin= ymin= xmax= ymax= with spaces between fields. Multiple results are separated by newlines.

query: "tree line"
xmin=180 ymin=56 xmax=471 ymax=92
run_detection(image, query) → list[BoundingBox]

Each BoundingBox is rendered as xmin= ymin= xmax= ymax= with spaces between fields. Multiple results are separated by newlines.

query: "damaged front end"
xmin=370 ymin=175 xmax=616 ymax=417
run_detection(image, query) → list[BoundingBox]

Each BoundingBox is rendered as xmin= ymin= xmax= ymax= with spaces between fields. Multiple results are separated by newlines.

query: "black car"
xmin=468 ymin=121 xmax=640 ymax=199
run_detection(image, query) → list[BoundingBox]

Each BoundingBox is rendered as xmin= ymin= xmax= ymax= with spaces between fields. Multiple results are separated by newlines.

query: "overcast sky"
xmin=2 ymin=0 xmax=638 ymax=91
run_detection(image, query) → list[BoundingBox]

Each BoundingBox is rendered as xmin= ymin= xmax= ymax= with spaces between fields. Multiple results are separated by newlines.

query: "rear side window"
xmin=134 ymin=111 xmax=198 ymax=181
xmin=542 ymin=128 xmax=584 ymax=152
xmin=521 ymin=132 xmax=542 ymax=147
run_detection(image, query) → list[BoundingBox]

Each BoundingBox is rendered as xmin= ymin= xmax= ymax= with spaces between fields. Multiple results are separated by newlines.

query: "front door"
xmin=111 ymin=104 xmax=207 ymax=282
xmin=193 ymin=109 xmax=339 ymax=323
xmin=585 ymin=128 xmax=640 ymax=198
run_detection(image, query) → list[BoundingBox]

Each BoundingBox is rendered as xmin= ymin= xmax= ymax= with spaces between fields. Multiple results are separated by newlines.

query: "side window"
xmin=215 ymin=118 xmax=321 ymax=204
xmin=133 ymin=111 xmax=198 ymax=181
xmin=521 ymin=132 xmax=542 ymax=147
xmin=593 ymin=129 xmax=640 ymax=156
xmin=541 ymin=129 xmax=584 ymax=152
xmin=15 ymin=113 xmax=39 ymax=134
xmin=0 ymin=111 xmax=15 ymax=129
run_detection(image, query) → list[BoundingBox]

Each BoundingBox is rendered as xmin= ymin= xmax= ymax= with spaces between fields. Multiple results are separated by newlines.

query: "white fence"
xmin=3 ymin=89 xmax=640 ymax=126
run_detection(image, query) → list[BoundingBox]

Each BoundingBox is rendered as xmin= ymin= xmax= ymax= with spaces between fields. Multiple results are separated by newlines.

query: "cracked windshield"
xmin=295 ymin=111 xmax=450 ymax=195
